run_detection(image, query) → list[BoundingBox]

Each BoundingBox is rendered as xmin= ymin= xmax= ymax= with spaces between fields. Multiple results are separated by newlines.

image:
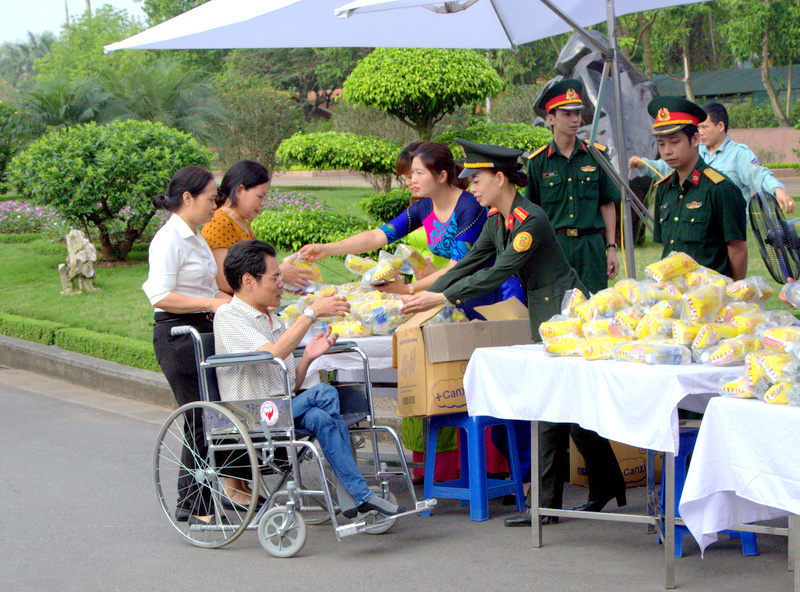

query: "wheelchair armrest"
xmin=292 ymin=340 xmax=358 ymax=357
xmin=204 ymin=351 xmax=275 ymax=367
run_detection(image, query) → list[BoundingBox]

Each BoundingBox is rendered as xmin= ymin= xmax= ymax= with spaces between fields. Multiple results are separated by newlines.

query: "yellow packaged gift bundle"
xmin=580 ymin=336 xmax=632 ymax=361
xmin=762 ymin=382 xmax=792 ymax=405
xmin=582 ymin=316 xmax=632 ymax=338
xmin=329 ymin=320 xmax=372 ymax=338
xmin=615 ymin=307 xmax=644 ymax=332
xmin=633 ymin=315 xmax=673 ymax=340
xmin=759 ymin=326 xmax=800 ymax=351
xmin=682 ymin=283 xmax=725 ymax=323
xmin=396 ymin=243 xmax=427 ymax=269
xmin=363 ymin=260 xmax=402 ymax=286
xmin=744 ymin=353 xmax=771 ymax=396
xmin=612 ymin=341 xmax=691 ymax=365
xmin=355 ymin=298 xmax=406 ymax=334
xmin=645 ymin=251 xmax=700 ymax=282
xmin=757 ymin=353 xmax=800 ymax=384
xmin=700 ymin=335 xmax=759 ymax=365
xmin=716 ymin=302 xmax=763 ymax=323
xmin=718 ymin=375 xmax=755 ymax=399
xmin=684 ymin=267 xmax=731 ymax=290
xmin=672 ymin=320 xmax=703 ymax=346
xmin=283 ymin=254 xmax=323 ymax=283
xmin=543 ymin=335 xmax=584 ymax=357
xmin=574 ymin=288 xmax=629 ymax=322
xmin=616 ymin=280 xmax=681 ymax=305
xmin=539 ymin=315 xmax=583 ymax=341
xmin=344 ymin=254 xmax=378 ymax=276
xmin=725 ymin=276 xmax=775 ymax=302
xmin=647 ymin=299 xmax=681 ymax=318
xmin=560 ymin=288 xmax=588 ymax=316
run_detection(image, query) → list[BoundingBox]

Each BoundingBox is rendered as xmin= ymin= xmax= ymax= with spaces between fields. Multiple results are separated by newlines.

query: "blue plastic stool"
xmin=423 ymin=413 xmax=525 ymax=521
xmin=659 ymin=426 xmax=758 ymax=557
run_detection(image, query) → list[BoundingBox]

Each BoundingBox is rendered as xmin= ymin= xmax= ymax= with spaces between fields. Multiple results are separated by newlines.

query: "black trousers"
xmin=539 ymin=422 xmax=624 ymax=509
xmin=153 ymin=312 xmax=214 ymax=516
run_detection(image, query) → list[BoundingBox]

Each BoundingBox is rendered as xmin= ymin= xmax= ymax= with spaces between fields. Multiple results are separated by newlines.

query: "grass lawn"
xmin=0 ymin=187 xmax=796 ymax=351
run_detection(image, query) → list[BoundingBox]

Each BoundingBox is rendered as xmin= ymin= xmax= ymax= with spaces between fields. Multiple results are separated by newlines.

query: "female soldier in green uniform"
xmin=402 ymin=139 xmax=627 ymax=526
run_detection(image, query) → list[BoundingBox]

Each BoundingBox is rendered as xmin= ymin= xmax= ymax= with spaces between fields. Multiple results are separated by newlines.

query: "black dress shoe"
xmin=504 ymin=507 xmax=559 ymax=527
xmin=175 ymin=507 xmax=191 ymax=522
xmin=572 ymin=489 xmax=627 ymax=513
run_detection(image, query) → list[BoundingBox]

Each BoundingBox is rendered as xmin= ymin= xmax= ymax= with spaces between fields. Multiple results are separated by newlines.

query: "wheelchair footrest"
xmin=335 ymin=498 xmax=438 ymax=538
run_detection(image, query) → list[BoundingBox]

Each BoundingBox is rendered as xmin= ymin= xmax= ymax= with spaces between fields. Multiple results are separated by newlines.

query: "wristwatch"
xmin=606 ymin=243 xmax=618 ymax=250
xmin=302 ymin=307 xmax=317 ymax=322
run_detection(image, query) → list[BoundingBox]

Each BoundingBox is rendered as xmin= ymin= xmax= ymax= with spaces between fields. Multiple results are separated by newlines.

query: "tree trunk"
xmin=640 ymin=13 xmax=653 ymax=80
xmin=761 ymin=31 xmax=792 ymax=127
xmin=681 ymin=34 xmax=695 ymax=102
xmin=787 ymin=62 xmax=793 ymax=120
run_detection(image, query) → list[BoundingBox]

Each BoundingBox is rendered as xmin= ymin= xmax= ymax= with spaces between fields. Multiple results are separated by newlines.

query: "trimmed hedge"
xmin=0 ymin=312 xmax=66 ymax=344
xmin=0 ymin=311 xmax=159 ymax=372
xmin=251 ymin=208 xmax=372 ymax=253
xmin=361 ymin=188 xmax=412 ymax=224
xmin=53 ymin=328 xmax=160 ymax=372
xmin=0 ymin=233 xmax=39 ymax=244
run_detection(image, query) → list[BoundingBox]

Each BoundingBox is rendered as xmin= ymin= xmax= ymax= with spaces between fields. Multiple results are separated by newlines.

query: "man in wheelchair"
xmin=213 ymin=238 xmax=405 ymax=518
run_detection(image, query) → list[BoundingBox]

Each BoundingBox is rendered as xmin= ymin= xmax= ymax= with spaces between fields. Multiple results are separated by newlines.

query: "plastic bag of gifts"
xmin=281 ymin=253 xmax=324 ymax=294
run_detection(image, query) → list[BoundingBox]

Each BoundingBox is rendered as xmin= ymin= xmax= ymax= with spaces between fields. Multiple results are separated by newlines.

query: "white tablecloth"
xmin=679 ymin=397 xmax=800 ymax=553
xmin=464 ymin=344 xmax=733 ymax=454
xmin=303 ymin=334 xmax=394 ymax=373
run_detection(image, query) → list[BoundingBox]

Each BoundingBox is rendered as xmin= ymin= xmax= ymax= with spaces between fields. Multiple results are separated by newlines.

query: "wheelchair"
xmin=153 ymin=326 xmax=436 ymax=557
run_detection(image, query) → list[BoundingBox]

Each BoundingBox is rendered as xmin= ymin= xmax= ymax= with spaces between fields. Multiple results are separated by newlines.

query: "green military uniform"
xmin=431 ymin=138 xmax=626 ymax=514
xmin=648 ymin=96 xmax=747 ymax=277
xmin=525 ymin=79 xmax=620 ymax=295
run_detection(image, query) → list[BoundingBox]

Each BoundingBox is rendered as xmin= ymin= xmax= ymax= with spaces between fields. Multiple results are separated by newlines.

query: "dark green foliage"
xmin=53 ymin=328 xmax=160 ymax=372
xmin=251 ymin=209 xmax=371 ymax=253
xmin=0 ymin=233 xmax=38 ymax=243
xmin=0 ymin=312 xmax=66 ymax=344
xmin=436 ymin=120 xmax=552 ymax=153
xmin=726 ymin=99 xmax=780 ymax=128
xmin=361 ymin=188 xmax=411 ymax=224
xmin=7 ymin=120 xmax=212 ymax=261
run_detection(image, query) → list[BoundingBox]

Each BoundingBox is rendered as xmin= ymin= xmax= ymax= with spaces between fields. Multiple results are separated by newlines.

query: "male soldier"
xmin=630 ymin=101 xmax=795 ymax=213
xmin=525 ymin=78 xmax=620 ymax=295
xmin=645 ymin=97 xmax=747 ymax=280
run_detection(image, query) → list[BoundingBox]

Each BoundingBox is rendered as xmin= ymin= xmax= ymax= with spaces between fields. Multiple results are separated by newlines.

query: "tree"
xmin=343 ymin=49 xmax=503 ymax=140
xmin=34 ymin=5 xmax=144 ymax=81
xmin=102 ymin=57 xmax=226 ymax=145
xmin=723 ymin=0 xmax=800 ymax=127
xmin=215 ymin=72 xmax=304 ymax=170
xmin=18 ymin=76 xmax=114 ymax=137
xmin=142 ymin=0 xmax=207 ymax=24
xmin=0 ymin=31 xmax=57 ymax=89
xmin=277 ymin=131 xmax=401 ymax=193
xmin=7 ymin=120 xmax=213 ymax=261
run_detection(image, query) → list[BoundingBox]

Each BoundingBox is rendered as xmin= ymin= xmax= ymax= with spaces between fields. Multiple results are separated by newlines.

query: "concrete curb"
xmin=0 ymin=334 xmax=403 ymax=434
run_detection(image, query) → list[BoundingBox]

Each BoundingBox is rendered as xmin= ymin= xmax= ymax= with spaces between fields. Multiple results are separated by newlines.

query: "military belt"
xmin=556 ymin=227 xmax=603 ymax=237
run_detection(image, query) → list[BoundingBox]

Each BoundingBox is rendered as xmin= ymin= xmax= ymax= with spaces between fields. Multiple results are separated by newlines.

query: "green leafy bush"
xmin=0 ymin=233 xmax=38 ymax=244
xmin=53 ymin=328 xmax=160 ymax=372
xmin=7 ymin=120 xmax=212 ymax=261
xmin=277 ymin=131 xmax=401 ymax=193
xmin=726 ymin=99 xmax=779 ymax=128
xmin=361 ymin=188 xmax=411 ymax=224
xmin=436 ymin=120 xmax=552 ymax=153
xmin=251 ymin=208 xmax=371 ymax=253
xmin=0 ymin=312 xmax=66 ymax=344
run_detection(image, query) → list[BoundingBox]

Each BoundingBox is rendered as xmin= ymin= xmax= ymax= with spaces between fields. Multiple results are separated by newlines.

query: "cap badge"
xmin=566 ymin=88 xmax=578 ymax=100
xmin=656 ymin=108 xmax=671 ymax=122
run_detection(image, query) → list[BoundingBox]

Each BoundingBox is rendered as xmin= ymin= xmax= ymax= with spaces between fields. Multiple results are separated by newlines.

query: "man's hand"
xmin=310 ymin=294 xmax=350 ymax=319
xmin=412 ymin=259 xmax=437 ymax=279
xmin=375 ymin=277 xmax=411 ymax=295
xmin=774 ymin=187 xmax=796 ymax=214
xmin=628 ymin=156 xmax=644 ymax=170
xmin=279 ymin=254 xmax=314 ymax=293
xmin=298 ymin=243 xmax=329 ymax=263
xmin=606 ymin=248 xmax=620 ymax=280
xmin=399 ymin=291 xmax=447 ymax=314
xmin=304 ymin=326 xmax=338 ymax=361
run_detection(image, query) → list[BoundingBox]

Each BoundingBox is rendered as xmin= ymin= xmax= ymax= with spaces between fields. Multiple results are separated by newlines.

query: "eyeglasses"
xmin=264 ymin=272 xmax=283 ymax=283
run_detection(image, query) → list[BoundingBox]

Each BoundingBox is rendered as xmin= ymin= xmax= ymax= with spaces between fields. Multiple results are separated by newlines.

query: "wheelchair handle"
xmin=170 ymin=325 xmax=200 ymax=338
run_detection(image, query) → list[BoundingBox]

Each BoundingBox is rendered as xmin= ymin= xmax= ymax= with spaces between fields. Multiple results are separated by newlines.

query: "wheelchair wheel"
xmin=358 ymin=485 xmax=398 ymax=535
xmin=258 ymin=506 xmax=307 ymax=558
xmin=154 ymin=401 xmax=259 ymax=548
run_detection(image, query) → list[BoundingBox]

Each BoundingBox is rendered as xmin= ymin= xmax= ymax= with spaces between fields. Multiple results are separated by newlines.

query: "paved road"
xmin=1 ymin=366 xmax=794 ymax=592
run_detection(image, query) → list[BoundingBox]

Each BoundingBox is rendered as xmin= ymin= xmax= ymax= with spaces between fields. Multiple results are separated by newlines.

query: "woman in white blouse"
xmin=143 ymin=166 xmax=231 ymax=526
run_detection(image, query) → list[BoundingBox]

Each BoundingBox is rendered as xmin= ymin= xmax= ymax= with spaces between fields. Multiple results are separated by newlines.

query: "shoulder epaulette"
xmin=653 ymin=174 xmax=671 ymax=187
xmin=527 ymin=145 xmax=547 ymax=160
xmin=593 ymin=142 xmax=607 ymax=152
xmin=487 ymin=207 xmax=500 ymax=216
xmin=704 ymin=168 xmax=725 ymax=184
xmin=513 ymin=206 xmax=529 ymax=223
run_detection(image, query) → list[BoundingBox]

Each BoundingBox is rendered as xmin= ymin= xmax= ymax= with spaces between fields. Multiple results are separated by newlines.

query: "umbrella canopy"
xmin=105 ymin=0 xmax=706 ymax=54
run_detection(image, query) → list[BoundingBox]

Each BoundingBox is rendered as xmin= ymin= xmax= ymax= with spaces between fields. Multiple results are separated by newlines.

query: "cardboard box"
xmin=394 ymin=299 xmax=531 ymax=417
xmin=570 ymin=438 xmax=663 ymax=488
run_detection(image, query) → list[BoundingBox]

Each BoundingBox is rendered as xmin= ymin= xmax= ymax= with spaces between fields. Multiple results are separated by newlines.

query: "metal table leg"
xmin=664 ymin=451 xmax=675 ymax=589
xmin=531 ymin=420 xmax=542 ymax=548
xmin=790 ymin=514 xmax=799 ymax=592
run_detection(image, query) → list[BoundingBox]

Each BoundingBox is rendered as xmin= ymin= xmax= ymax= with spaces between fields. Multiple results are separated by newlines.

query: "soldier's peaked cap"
xmin=455 ymin=138 xmax=523 ymax=179
xmin=647 ymin=96 xmax=706 ymax=136
xmin=537 ymin=79 xmax=584 ymax=113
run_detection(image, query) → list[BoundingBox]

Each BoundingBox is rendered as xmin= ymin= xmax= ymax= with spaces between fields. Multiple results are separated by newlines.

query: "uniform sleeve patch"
xmin=513 ymin=232 xmax=533 ymax=252
xmin=751 ymin=157 xmax=763 ymax=167
xmin=703 ymin=168 xmax=725 ymax=184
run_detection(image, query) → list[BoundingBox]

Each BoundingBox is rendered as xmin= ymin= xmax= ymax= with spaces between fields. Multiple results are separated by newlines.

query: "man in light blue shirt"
xmin=630 ymin=102 xmax=795 ymax=213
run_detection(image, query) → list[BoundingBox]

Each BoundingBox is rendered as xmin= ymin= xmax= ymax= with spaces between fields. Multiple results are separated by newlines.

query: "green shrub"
xmin=0 ymin=312 xmax=66 ymax=344
xmin=0 ymin=233 xmax=38 ymax=243
xmin=251 ymin=208 xmax=371 ymax=253
xmin=53 ymin=327 xmax=160 ymax=372
xmin=6 ymin=120 xmax=213 ymax=262
xmin=726 ymin=99 xmax=779 ymax=128
xmin=436 ymin=120 xmax=552 ymax=153
xmin=361 ymin=188 xmax=411 ymax=224
xmin=277 ymin=131 xmax=401 ymax=193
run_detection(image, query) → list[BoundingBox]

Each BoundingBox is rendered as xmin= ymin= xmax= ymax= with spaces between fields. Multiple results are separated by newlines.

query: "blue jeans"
xmin=292 ymin=384 xmax=373 ymax=506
